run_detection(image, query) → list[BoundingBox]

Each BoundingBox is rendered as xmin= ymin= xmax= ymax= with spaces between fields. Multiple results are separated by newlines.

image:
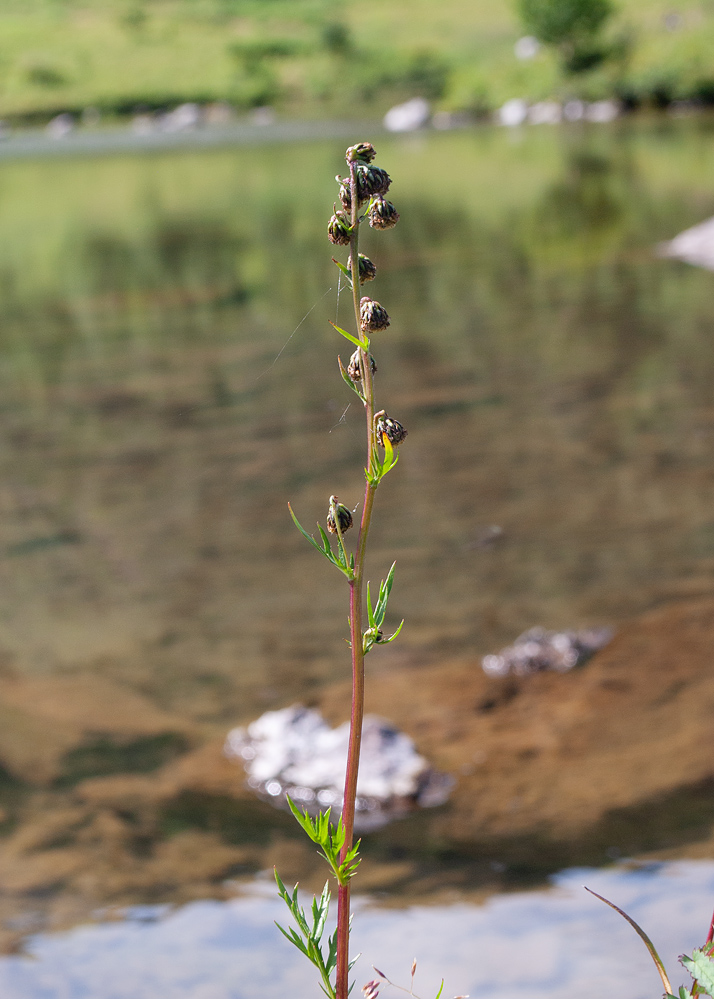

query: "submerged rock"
xmin=224 ymin=705 xmax=453 ymax=831
xmin=481 ymin=626 xmax=613 ymax=677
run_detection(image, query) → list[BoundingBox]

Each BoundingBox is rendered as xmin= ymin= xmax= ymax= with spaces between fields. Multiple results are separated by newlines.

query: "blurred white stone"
xmin=132 ymin=113 xmax=155 ymax=135
xmin=585 ymin=100 xmax=619 ymax=122
xmin=528 ymin=100 xmax=561 ymax=124
xmin=563 ymin=99 xmax=586 ymax=121
xmin=205 ymin=101 xmax=234 ymax=125
xmin=251 ymin=106 xmax=275 ymax=126
xmin=46 ymin=113 xmax=74 ymax=139
xmin=432 ymin=110 xmax=455 ymax=130
xmin=514 ymin=35 xmax=540 ymax=60
xmin=496 ymin=98 xmax=528 ymax=127
xmin=225 ymin=705 xmax=453 ymax=830
xmin=658 ymin=216 xmax=714 ymax=271
xmin=81 ymin=107 xmax=101 ymax=127
xmin=160 ymin=103 xmax=201 ymax=132
xmin=482 ymin=626 xmax=613 ymax=677
xmin=384 ymin=97 xmax=430 ymax=132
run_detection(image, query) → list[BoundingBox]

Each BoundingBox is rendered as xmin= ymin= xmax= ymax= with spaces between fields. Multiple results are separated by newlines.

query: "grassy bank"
xmin=1 ymin=0 xmax=714 ymax=124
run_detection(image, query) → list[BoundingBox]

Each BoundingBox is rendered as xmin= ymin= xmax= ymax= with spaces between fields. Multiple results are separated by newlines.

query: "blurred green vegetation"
xmin=0 ymin=0 xmax=713 ymax=122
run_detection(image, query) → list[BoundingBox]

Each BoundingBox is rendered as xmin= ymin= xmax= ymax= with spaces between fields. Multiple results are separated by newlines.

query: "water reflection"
xmin=0 ymin=860 xmax=712 ymax=999
xmin=0 ymin=123 xmax=712 ymax=934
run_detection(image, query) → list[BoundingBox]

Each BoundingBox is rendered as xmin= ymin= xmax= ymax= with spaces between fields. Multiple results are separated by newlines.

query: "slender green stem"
xmin=334 ymin=154 xmax=380 ymax=999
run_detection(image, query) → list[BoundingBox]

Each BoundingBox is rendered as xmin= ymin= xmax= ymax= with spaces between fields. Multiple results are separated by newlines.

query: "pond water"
xmin=0 ymin=118 xmax=713 ymax=723
xmin=1 ymin=859 xmax=712 ymax=999
xmin=0 ymin=119 xmax=713 ymax=975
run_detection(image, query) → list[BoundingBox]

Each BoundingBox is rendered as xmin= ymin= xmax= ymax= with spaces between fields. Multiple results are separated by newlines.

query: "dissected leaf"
xmin=682 ymin=950 xmax=714 ymax=996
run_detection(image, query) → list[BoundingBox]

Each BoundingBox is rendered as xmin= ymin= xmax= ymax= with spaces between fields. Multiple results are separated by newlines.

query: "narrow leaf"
xmin=329 ymin=321 xmax=365 ymax=350
xmin=366 ymin=581 xmax=376 ymax=629
xmin=338 ymin=356 xmax=366 ymax=402
xmin=435 ymin=980 xmax=444 ymax=999
xmin=289 ymin=504 xmax=336 ymax=561
xmin=585 ymin=887 xmax=673 ymax=996
xmin=378 ymin=620 xmax=404 ymax=646
xmin=331 ymin=258 xmax=352 ymax=284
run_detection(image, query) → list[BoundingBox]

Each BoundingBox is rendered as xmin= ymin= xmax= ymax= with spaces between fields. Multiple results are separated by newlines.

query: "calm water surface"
xmin=0 ymin=121 xmax=713 ymax=977
xmin=0 ymin=119 xmax=713 ymax=722
xmin=0 ymin=860 xmax=713 ymax=999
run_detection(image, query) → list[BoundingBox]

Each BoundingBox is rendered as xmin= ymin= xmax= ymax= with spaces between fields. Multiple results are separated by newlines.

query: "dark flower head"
xmin=360 ymin=297 xmax=390 ymax=332
xmin=347 ymin=348 xmax=377 ymax=382
xmin=338 ymin=179 xmax=352 ymax=211
xmin=328 ymin=211 xmax=352 ymax=245
xmin=376 ymin=413 xmax=407 ymax=446
xmin=348 ymin=252 xmax=377 ymax=284
xmin=355 ymin=164 xmax=391 ymax=201
xmin=327 ymin=495 xmax=353 ymax=535
xmin=368 ymin=196 xmax=400 ymax=230
xmin=346 ymin=142 xmax=377 ymax=164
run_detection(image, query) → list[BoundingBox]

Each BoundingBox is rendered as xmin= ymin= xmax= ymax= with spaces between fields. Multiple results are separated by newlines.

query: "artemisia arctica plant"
xmin=274 ymin=141 xmax=406 ymax=999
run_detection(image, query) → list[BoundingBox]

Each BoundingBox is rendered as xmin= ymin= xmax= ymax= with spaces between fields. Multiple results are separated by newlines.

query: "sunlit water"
xmin=0 ymin=119 xmax=713 ymax=723
xmin=0 ymin=122 xmax=713 ymax=987
xmin=1 ymin=860 xmax=712 ymax=999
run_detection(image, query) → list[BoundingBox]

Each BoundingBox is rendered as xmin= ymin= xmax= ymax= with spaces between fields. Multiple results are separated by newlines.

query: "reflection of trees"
xmin=532 ymin=150 xmax=623 ymax=239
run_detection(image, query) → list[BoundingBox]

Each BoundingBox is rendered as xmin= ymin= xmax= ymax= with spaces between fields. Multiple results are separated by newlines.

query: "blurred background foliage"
xmin=0 ymin=0 xmax=713 ymax=122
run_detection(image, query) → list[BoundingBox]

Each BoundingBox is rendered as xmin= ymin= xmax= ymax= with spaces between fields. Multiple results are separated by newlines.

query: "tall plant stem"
xmin=335 ymin=157 xmax=379 ymax=999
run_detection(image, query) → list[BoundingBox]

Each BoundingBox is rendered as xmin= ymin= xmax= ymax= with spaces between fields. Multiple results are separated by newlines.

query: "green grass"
xmin=0 ymin=0 xmax=713 ymax=121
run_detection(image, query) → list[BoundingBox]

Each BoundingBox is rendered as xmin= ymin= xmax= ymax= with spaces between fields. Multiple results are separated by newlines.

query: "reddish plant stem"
xmin=334 ymin=155 xmax=378 ymax=999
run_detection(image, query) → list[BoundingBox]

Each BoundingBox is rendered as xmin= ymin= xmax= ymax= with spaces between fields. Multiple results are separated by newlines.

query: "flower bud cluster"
xmin=376 ymin=413 xmax=408 ymax=446
xmin=327 ymin=495 xmax=353 ymax=535
xmin=355 ymin=163 xmax=391 ymax=202
xmin=359 ymin=297 xmax=390 ymax=333
xmin=346 ymin=142 xmax=376 ymax=163
xmin=337 ymin=165 xmax=391 ymax=209
xmin=347 ymin=252 xmax=377 ymax=284
xmin=368 ymin=195 xmax=400 ymax=230
xmin=347 ymin=348 xmax=377 ymax=382
xmin=328 ymin=211 xmax=352 ymax=246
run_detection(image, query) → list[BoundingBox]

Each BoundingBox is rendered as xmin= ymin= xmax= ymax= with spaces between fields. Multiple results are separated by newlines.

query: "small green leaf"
xmin=380 ymin=619 xmax=404 ymax=645
xmin=329 ymin=321 xmax=365 ymax=350
xmin=331 ymin=258 xmax=352 ymax=284
xmin=366 ymin=581 xmax=376 ymax=629
xmin=435 ymin=980 xmax=444 ymax=999
xmin=682 ymin=950 xmax=714 ymax=995
xmin=338 ymin=356 xmax=366 ymax=402
xmin=288 ymin=504 xmax=354 ymax=580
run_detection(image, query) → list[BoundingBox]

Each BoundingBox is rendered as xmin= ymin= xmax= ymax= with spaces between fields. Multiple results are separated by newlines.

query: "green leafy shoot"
xmin=585 ymin=887 xmax=673 ymax=996
xmin=287 ymin=797 xmax=362 ymax=886
xmin=363 ymin=561 xmax=404 ymax=654
xmin=332 ymin=257 xmax=353 ymax=287
xmin=366 ymin=434 xmax=398 ymax=486
xmin=330 ymin=320 xmax=368 ymax=351
xmin=338 ymin=355 xmax=366 ymax=403
xmin=274 ymin=870 xmax=338 ymax=999
xmin=288 ymin=503 xmax=355 ymax=580
xmin=435 ymin=981 xmax=445 ymax=999
xmin=681 ymin=949 xmax=714 ymax=997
